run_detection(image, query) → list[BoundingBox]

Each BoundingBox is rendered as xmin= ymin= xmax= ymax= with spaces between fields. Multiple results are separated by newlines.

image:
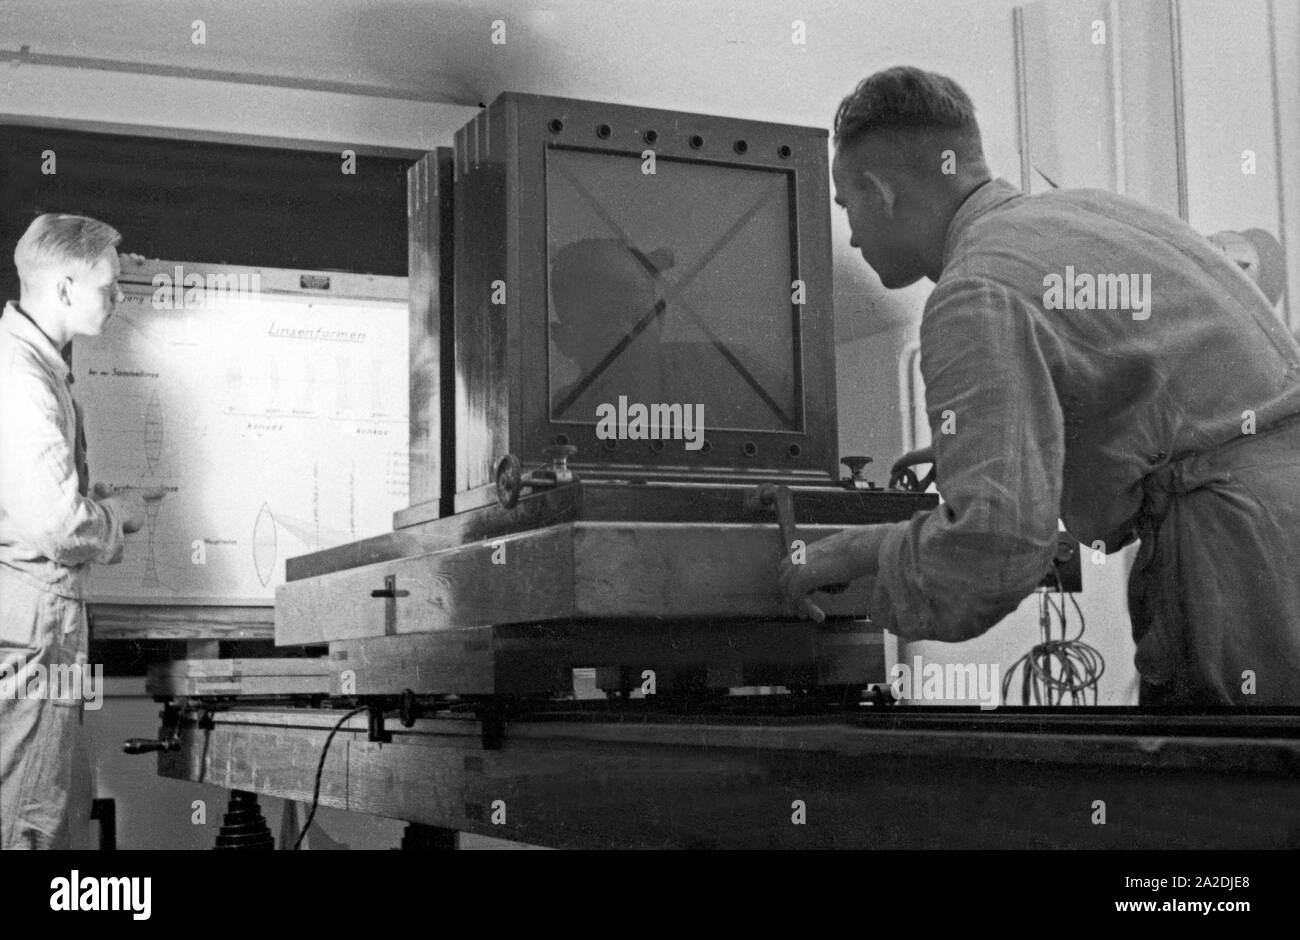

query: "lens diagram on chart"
xmin=247 ymin=463 xmax=355 ymax=589
xmin=72 ymin=279 xmax=409 ymax=604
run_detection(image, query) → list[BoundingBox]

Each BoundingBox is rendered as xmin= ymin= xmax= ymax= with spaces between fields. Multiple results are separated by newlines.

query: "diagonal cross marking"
xmin=549 ymin=156 xmax=793 ymax=426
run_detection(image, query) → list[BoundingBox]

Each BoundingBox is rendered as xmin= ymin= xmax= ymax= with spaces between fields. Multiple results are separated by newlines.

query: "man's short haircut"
xmin=833 ymin=66 xmax=981 ymax=152
xmin=14 ymin=213 xmax=122 ymax=288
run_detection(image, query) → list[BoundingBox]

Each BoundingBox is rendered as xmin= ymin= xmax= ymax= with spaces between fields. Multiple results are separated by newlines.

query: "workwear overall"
xmin=1 ymin=304 xmax=119 ymax=848
xmin=1131 ymin=413 xmax=1300 ymax=705
xmin=868 ymin=181 xmax=1300 ymax=704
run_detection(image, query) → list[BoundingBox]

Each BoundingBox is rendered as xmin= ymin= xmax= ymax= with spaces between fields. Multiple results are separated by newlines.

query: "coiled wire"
xmin=1002 ymin=566 xmax=1105 ymax=705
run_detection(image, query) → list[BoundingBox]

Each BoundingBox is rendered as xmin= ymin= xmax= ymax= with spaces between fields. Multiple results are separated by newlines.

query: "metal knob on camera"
xmin=495 ymin=444 xmax=579 ymax=509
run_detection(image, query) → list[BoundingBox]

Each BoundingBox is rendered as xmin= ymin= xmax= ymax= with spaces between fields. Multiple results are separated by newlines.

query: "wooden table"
xmin=155 ymin=705 xmax=1300 ymax=849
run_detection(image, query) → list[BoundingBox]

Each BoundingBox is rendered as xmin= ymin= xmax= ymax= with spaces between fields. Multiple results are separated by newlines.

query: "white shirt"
xmin=871 ymin=180 xmax=1300 ymax=650
xmin=0 ymin=302 xmax=123 ymax=599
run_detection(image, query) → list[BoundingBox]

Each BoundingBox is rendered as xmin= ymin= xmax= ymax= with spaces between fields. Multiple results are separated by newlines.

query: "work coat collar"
xmin=941 ymin=178 xmax=1023 ymax=272
xmin=2 ymin=301 xmax=73 ymax=383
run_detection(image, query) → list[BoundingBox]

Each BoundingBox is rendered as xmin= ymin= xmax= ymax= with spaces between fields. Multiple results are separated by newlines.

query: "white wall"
xmin=1180 ymin=0 xmax=1298 ymax=325
xmin=0 ymin=63 xmax=476 ymax=153
xmin=1274 ymin=0 xmax=1300 ymax=331
xmin=1020 ymin=0 xmax=1116 ymax=193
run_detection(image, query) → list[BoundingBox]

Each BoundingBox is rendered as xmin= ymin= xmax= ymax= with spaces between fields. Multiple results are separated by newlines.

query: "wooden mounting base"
xmin=326 ymin=617 xmax=883 ymax=697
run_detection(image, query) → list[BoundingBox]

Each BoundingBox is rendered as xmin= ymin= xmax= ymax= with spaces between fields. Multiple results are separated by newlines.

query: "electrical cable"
xmin=291 ymin=705 xmax=368 ymax=850
xmin=1001 ymin=562 xmax=1105 ymax=705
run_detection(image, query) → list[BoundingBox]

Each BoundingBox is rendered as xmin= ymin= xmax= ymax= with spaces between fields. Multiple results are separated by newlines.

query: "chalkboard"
xmin=72 ymin=260 xmax=409 ymax=605
xmin=0 ymin=123 xmax=413 ymax=304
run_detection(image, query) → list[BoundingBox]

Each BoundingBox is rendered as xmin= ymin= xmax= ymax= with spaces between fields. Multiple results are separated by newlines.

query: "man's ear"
xmin=54 ymin=275 xmax=75 ymax=306
xmin=861 ymin=169 xmax=897 ymax=216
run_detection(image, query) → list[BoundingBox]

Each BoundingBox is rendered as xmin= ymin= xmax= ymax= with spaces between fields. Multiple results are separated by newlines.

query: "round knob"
xmin=495 ymin=454 xmax=523 ymax=509
xmin=840 ymin=455 xmax=872 ymax=478
xmin=543 ymin=444 xmax=578 ymax=472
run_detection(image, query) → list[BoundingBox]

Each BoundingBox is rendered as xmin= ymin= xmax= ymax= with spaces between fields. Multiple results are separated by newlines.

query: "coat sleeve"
xmin=0 ymin=366 xmax=125 ymax=567
xmin=869 ymin=275 xmax=1063 ymax=641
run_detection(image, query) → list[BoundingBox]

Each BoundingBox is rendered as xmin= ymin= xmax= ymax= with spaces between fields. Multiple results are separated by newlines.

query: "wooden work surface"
xmin=327 ymin=618 xmax=882 ymax=696
xmin=321 ymin=479 xmax=936 ymax=580
xmin=276 ymin=521 xmax=876 ymax=646
xmin=157 ymin=706 xmax=1300 ymax=848
xmin=89 ymin=604 xmax=275 ymax=640
xmin=147 ymin=658 xmax=330 ymax=697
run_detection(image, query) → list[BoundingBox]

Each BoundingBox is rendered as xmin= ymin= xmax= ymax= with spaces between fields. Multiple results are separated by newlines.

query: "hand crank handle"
xmin=759 ymin=484 xmax=826 ymax=623
xmin=123 ymin=737 xmax=179 ymax=754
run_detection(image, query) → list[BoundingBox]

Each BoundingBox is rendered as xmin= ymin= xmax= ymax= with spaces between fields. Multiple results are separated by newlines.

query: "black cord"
xmin=291 ymin=705 xmax=367 ymax=850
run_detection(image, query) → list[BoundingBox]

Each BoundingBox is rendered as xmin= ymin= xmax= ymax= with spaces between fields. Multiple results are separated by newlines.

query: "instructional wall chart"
xmin=73 ymin=270 xmax=409 ymax=604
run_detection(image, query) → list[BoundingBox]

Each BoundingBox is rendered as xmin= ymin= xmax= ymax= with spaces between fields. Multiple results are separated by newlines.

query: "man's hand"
xmin=776 ymin=527 xmax=886 ymax=614
xmin=93 ymin=483 xmax=166 ymax=534
xmin=889 ymin=445 xmax=936 ymax=490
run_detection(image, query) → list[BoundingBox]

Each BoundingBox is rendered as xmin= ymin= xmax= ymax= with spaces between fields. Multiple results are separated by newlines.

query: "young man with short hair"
xmin=0 ymin=213 xmax=161 ymax=848
xmin=781 ymin=67 xmax=1300 ymax=705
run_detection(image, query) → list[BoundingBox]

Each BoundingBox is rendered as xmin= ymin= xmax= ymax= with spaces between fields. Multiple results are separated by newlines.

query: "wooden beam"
xmin=90 ymin=604 xmax=274 ymax=640
xmin=326 ymin=619 xmax=884 ymax=696
xmin=276 ymin=522 xmax=874 ymax=645
xmin=158 ymin=708 xmax=1300 ymax=849
xmin=147 ymin=658 xmax=331 ymax=697
xmin=0 ymin=47 xmax=478 ymax=106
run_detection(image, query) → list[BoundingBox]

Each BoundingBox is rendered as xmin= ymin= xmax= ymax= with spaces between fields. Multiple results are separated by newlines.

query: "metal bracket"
xmin=399 ymin=689 xmax=420 ymax=728
xmin=371 ymin=574 xmax=410 ymax=635
xmin=478 ymin=705 xmax=506 ymax=751
xmin=367 ymin=703 xmax=392 ymax=743
xmin=864 ymin=684 xmax=898 ymax=706
xmin=495 ymin=445 xmax=580 ymax=509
